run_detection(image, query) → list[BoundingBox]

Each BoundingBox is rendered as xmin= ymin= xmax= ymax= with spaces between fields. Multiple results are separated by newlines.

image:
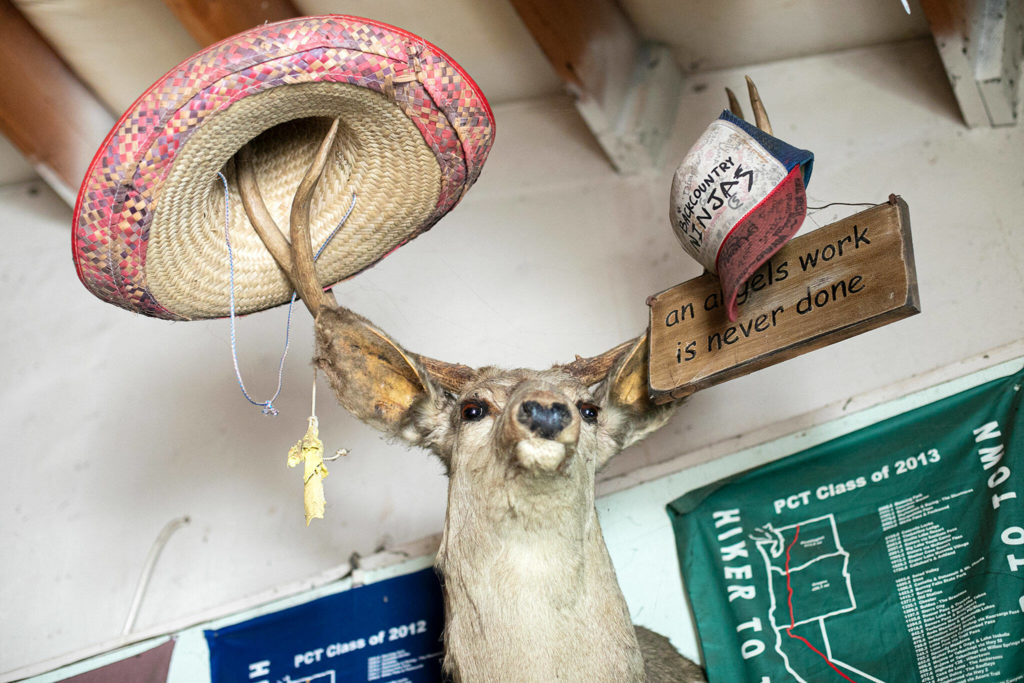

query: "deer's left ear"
xmin=597 ymin=334 xmax=676 ymax=466
xmin=314 ymin=307 xmax=472 ymax=456
xmin=315 ymin=307 xmax=437 ymax=432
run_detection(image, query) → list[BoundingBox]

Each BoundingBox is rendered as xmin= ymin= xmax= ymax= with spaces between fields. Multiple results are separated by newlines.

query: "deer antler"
xmin=235 ymin=118 xmax=476 ymax=397
xmin=562 ymin=338 xmax=639 ymax=387
xmin=565 ymin=78 xmax=777 ymax=396
xmin=289 ymin=118 xmax=340 ymax=316
xmin=730 ymin=76 xmax=773 ymax=135
xmin=746 ymin=76 xmax=772 ymax=135
xmin=725 ymin=87 xmax=744 ymax=120
xmin=235 ymin=117 xmax=659 ymax=404
xmin=234 ymin=146 xmax=295 ymax=284
xmin=567 ymin=78 xmax=776 ymax=392
xmin=234 ymin=128 xmax=339 ymax=312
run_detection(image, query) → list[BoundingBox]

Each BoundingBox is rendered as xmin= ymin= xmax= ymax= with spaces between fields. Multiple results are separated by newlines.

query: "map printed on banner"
xmin=205 ymin=568 xmax=445 ymax=683
xmin=668 ymin=368 xmax=1024 ymax=682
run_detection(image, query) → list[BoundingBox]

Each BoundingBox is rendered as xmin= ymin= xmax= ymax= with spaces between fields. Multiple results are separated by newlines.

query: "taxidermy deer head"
xmin=228 ymin=77 xmax=775 ymax=683
xmin=241 ymin=131 xmax=681 ymax=679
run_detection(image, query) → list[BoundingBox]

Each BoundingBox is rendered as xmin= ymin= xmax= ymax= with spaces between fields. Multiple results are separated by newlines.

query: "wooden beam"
xmin=508 ymin=0 xmax=681 ymax=173
xmin=507 ymin=0 xmax=637 ymax=91
xmin=162 ymin=0 xmax=299 ymax=46
xmin=919 ymin=0 xmax=1023 ymax=127
xmin=0 ymin=0 xmax=115 ymax=204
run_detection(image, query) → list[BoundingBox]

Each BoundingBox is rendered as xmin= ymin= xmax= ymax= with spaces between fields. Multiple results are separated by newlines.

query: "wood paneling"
xmin=162 ymin=0 xmax=299 ymax=46
xmin=508 ymin=0 xmax=681 ymax=172
xmin=0 ymin=0 xmax=114 ymax=202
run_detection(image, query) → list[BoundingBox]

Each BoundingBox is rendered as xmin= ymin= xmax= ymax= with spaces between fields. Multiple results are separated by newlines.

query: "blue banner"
xmin=205 ymin=567 xmax=445 ymax=683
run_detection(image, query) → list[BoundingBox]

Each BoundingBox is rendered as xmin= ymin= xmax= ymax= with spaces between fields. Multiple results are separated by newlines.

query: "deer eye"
xmin=460 ymin=400 xmax=489 ymax=422
xmin=577 ymin=402 xmax=600 ymax=424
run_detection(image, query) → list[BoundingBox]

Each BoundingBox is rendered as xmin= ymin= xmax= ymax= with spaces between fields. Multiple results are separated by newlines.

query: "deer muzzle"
xmin=517 ymin=400 xmax=572 ymax=440
xmin=503 ymin=390 xmax=580 ymax=474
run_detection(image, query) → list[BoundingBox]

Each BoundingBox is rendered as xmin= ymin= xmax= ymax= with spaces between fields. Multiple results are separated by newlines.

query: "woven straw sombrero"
xmin=73 ymin=15 xmax=494 ymax=321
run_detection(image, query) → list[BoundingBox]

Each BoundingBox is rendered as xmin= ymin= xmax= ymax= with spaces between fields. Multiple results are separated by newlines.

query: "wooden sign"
xmin=647 ymin=195 xmax=919 ymax=403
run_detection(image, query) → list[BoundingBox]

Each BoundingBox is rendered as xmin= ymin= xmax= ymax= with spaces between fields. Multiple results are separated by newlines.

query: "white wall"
xmin=19 ymin=355 xmax=1024 ymax=682
xmin=0 ymin=136 xmax=35 ymax=186
xmin=625 ymin=0 xmax=930 ymax=72
xmin=2 ymin=37 xmax=1023 ymax=677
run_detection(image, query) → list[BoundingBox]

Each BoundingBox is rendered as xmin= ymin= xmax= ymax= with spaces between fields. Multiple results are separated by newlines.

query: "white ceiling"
xmin=0 ymin=134 xmax=35 ymax=185
xmin=13 ymin=0 xmax=563 ymax=116
xmin=623 ymin=0 xmax=929 ymax=72
xmin=14 ymin=0 xmax=202 ymax=115
xmin=8 ymin=0 xmax=929 ymax=128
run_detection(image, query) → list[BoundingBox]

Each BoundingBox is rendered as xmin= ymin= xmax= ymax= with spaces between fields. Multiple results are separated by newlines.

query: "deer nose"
xmin=517 ymin=400 xmax=572 ymax=440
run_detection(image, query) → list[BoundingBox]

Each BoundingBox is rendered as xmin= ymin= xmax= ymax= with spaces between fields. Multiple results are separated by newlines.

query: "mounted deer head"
xmin=232 ymin=78 xmax=773 ymax=683
xmin=313 ymin=309 xmax=695 ymax=683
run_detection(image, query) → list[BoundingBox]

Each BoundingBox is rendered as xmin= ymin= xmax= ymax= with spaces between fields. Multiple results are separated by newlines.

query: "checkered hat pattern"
xmin=73 ymin=15 xmax=495 ymax=320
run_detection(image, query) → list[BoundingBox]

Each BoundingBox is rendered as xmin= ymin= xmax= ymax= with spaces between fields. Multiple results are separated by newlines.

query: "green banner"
xmin=668 ymin=369 xmax=1023 ymax=682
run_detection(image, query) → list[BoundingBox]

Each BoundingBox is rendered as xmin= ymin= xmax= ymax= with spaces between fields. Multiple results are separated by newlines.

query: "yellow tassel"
xmin=287 ymin=416 xmax=328 ymax=526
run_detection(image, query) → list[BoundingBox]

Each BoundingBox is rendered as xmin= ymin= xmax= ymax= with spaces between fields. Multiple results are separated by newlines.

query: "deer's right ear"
xmin=596 ymin=334 xmax=676 ymax=463
xmin=314 ymin=308 xmax=469 ymax=453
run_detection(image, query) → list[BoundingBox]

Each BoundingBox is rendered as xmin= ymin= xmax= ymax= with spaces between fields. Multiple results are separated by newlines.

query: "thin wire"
xmin=218 ymin=171 xmax=355 ymax=416
xmin=122 ymin=515 xmax=191 ymax=635
xmin=311 ymin=367 xmax=317 ymax=417
xmin=807 ymin=201 xmax=877 ymax=211
xmin=325 ymin=448 xmax=349 ymax=462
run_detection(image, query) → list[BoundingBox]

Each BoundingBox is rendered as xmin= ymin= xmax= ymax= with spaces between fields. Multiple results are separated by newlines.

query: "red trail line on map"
xmin=784 ymin=524 xmax=855 ymax=682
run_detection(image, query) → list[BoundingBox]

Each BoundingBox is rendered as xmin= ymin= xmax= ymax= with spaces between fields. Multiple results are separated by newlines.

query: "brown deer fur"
xmin=236 ymin=110 xmax=718 ymax=681
xmin=314 ymin=308 xmax=705 ymax=682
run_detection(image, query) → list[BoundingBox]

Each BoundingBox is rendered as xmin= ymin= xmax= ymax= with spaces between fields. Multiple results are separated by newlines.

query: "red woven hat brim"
xmin=73 ymin=15 xmax=495 ymax=321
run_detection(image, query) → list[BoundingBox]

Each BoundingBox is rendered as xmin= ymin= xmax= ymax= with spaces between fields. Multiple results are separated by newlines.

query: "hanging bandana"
xmin=670 ymin=111 xmax=813 ymax=321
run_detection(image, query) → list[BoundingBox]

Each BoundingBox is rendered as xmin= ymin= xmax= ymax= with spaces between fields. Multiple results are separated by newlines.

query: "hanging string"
xmin=314 ymin=191 xmax=357 ymax=261
xmin=218 ymin=170 xmax=356 ymax=416
xmin=306 ymin=365 xmax=349 ymax=462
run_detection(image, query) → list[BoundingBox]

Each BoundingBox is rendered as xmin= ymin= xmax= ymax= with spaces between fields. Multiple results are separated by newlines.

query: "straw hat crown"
xmin=73 ymin=15 xmax=495 ymax=320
